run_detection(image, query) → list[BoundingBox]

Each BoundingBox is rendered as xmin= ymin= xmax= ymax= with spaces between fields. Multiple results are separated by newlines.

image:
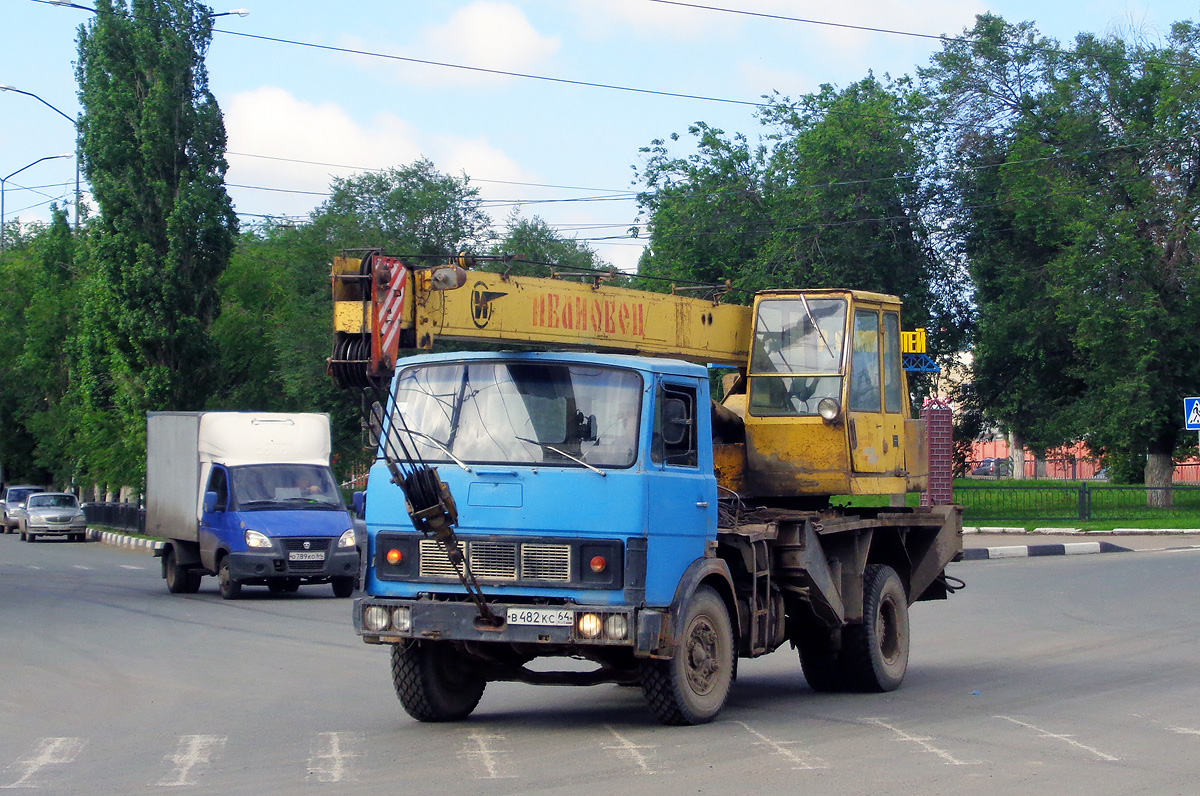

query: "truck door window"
xmin=206 ymin=468 xmax=229 ymax=512
xmin=850 ymin=310 xmax=882 ymax=413
xmin=883 ymin=311 xmax=902 ymax=413
xmin=653 ymin=384 xmax=697 ymax=467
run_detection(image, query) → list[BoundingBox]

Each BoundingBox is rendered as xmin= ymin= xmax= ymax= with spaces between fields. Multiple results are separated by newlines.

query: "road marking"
xmin=308 ymin=732 xmax=361 ymax=783
xmin=156 ymin=735 xmax=226 ymax=787
xmin=25 ymin=566 xmax=40 ymax=570
xmin=459 ymin=731 xmax=514 ymax=779
xmin=601 ymin=725 xmax=669 ymax=775
xmin=1 ymin=737 xmax=86 ymax=789
xmin=735 ymin=721 xmax=827 ymax=770
xmin=996 ymin=716 xmax=1120 ymax=761
xmin=72 ymin=566 xmax=93 ymax=571
xmin=1169 ymin=727 xmax=1200 ymax=736
xmin=861 ymin=718 xmax=980 ymax=766
xmin=119 ymin=565 xmax=146 ymax=570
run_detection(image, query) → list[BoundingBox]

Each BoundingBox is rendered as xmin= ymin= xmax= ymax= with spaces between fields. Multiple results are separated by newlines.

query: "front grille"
xmin=418 ymin=539 xmax=571 ymax=582
xmin=281 ymin=538 xmax=331 ymax=552
xmin=287 ymin=558 xmax=326 ymax=572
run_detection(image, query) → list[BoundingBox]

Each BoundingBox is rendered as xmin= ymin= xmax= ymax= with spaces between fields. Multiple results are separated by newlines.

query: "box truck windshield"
xmin=226 ymin=464 xmax=345 ymax=510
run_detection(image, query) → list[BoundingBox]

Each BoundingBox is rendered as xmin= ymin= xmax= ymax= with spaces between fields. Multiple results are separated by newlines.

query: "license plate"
xmin=288 ymin=551 xmax=325 ymax=562
xmin=506 ymin=607 xmax=574 ymax=627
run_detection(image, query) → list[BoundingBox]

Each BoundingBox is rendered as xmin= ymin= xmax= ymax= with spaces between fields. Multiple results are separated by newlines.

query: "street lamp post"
xmin=0 ymin=85 xmax=81 ymax=235
xmin=1 ymin=154 xmax=74 ymax=253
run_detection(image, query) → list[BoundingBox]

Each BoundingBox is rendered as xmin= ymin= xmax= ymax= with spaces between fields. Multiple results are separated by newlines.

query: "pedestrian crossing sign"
xmin=1187 ymin=397 xmax=1200 ymax=431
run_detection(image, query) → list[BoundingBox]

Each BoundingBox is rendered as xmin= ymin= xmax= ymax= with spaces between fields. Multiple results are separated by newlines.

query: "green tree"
xmin=487 ymin=211 xmax=609 ymax=277
xmin=74 ymin=0 xmax=237 ymax=487
xmin=925 ymin=14 xmax=1200 ymax=497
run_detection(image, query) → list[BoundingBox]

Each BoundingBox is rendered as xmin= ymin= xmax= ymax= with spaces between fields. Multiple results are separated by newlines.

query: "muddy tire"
xmin=165 ymin=549 xmax=201 ymax=594
xmin=218 ymin=556 xmax=242 ymax=600
xmin=391 ymin=641 xmax=486 ymax=722
xmin=841 ymin=564 xmax=909 ymax=692
xmin=331 ymin=576 xmax=355 ymax=598
xmin=796 ymin=625 xmax=847 ymax=692
xmin=643 ymin=585 xmax=734 ymax=725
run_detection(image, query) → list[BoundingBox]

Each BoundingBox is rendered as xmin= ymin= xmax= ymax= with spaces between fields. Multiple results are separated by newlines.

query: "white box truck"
xmin=148 ymin=412 xmax=359 ymax=599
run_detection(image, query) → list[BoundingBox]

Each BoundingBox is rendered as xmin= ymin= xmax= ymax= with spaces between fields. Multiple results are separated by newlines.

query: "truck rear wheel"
xmin=643 ymin=585 xmax=734 ymax=725
xmin=795 ymin=625 xmax=847 ymax=692
xmin=842 ymin=564 xmax=909 ymax=692
xmin=390 ymin=640 xmax=486 ymax=722
xmin=165 ymin=549 xmax=202 ymax=594
xmin=218 ymin=557 xmax=242 ymax=600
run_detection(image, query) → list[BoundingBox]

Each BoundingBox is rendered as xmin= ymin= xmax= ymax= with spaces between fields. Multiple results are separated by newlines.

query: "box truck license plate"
xmin=506 ymin=607 xmax=573 ymax=627
xmin=288 ymin=551 xmax=325 ymax=562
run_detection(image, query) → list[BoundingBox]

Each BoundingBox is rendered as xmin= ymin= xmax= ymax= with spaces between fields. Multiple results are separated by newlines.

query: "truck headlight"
xmin=245 ymin=529 xmax=272 ymax=548
xmin=338 ymin=528 xmax=356 ymax=548
xmin=363 ymin=605 xmax=390 ymax=632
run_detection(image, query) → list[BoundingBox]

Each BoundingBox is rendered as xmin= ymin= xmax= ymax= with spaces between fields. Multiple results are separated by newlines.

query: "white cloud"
xmin=341 ymin=2 xmax=560 ymax=87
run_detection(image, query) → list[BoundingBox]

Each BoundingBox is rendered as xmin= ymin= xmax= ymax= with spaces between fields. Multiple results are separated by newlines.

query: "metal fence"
xmin=956 ymin=483 xmax=1200 ymax=522
xmin=83 ymin=502 xmax=146 ymax=534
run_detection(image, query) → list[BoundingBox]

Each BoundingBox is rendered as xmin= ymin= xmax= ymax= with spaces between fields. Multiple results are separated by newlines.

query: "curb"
xmin=962 ymin=541 xmax=1132 ymax=560
xmin=86 ymin=527 xmax=164 ymax=552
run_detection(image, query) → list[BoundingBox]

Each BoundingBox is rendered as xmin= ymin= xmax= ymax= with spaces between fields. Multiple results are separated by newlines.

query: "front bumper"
xmin=228 ymin=548 xmax=360 ymax=581
xmin=26 ymin=523 xmax=87 ymax=537
xmin=353 ymin=596 xmax=666 ymax=656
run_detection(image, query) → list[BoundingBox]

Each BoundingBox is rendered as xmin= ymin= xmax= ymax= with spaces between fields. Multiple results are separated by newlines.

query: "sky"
xmin=2 ymin=0 xmax=1198 ymax=271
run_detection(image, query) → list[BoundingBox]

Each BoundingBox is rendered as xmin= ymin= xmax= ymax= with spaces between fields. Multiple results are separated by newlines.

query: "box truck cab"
xmin=148 ymin=412 xmax=359 ymax=599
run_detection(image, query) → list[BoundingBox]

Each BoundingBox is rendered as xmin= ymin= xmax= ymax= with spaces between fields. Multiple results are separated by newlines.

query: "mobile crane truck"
xmin=330 ymin=252 xmax=962 ymax=725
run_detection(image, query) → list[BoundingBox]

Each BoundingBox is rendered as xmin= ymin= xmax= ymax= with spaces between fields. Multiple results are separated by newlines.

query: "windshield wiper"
xmin=516 ymin=436 xmax=606 ymax=477
xmin=800 ymin=293 xmax=836 ymax=361
xmin=403 ymin=428 xmax=472 ymax=472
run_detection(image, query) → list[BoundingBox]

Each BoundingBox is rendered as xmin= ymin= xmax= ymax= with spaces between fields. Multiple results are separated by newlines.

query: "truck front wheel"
xmin=842 ymin=563 xmax=909 ymax=692
xmin=331 ymin=576 xmax=355 ymax=598
xmin=643 ymin=585 xmax=734 ymax=725
xmin=218 ymin=557 xmax=242 ymax=600
xmin=391 ymin=640 xmax=486 ymax=722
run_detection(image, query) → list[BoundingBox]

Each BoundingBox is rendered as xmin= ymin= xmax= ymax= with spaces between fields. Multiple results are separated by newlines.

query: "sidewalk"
xmin=962 ymin=527 xmax=1200 ymax=560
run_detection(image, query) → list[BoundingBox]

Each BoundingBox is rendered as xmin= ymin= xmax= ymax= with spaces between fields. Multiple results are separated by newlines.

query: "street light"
xmin=1 ymin=154 xmax=74 ymax=253
xmin=0 ymin=84 xmax=81 ymax=235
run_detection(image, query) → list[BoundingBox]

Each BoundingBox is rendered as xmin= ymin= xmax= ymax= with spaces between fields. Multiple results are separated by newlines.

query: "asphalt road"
xmin=2 ymin=535 xmax=1198 ymax=796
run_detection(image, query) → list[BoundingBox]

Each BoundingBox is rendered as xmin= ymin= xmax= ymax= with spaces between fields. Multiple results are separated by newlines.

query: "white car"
xmin=19 ymin=493 xmax=88 ymax=543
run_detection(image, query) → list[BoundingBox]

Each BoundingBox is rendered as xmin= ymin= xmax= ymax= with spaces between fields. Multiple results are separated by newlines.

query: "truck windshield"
xmin=389 ymin=361 xmax=643 ymax=468
xmin=749 ymin=297 xmax=847 ymax=417
xmin=229 ymin=464 xmax=345 ymax=510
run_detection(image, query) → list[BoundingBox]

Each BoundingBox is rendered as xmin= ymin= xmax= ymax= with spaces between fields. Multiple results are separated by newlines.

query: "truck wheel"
xmin=218 ymin=557 xmax=242 ymax=600
xmin=331 ymin=576 xmax=355 ymax=598
xmin=165 ymin=550 xmax=201 ymax=594
xmin=390 ymin=640 xmax=486 ymax=722
xmin=842 ymin=564 xmax=909 ymax=692
xmin=642 ymin=585 xmax=734 ymax=725
xmin=795 ymin=625 xmax=847 ymax=692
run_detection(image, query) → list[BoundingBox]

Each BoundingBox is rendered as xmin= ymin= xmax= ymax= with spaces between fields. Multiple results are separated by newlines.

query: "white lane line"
xmin=156 ymin=735 xmax=226 ymax=787
xmin=119 ymin=565 xmax=146 ymax=570
xmin=459 ymin=731 xmax=514 ymax=780
xmin=1 ymin=737 xmax=87 ymax=789
xmin=602 ymin=725 xmax=669 ymax=775
xmin=1169 ymin=727 xmax=1200 ymax=736
xmin=996 ymin=716 xmax=1120 ymax=761
xmin=72 ymin=566 xmax=93 ymax=571
xmin=861 ymin=718 xmax=980 ymax=766
xmin=736 ymin=721 xmax=827 ymax=770
xmin=308 ymin=732 xmax=361 ymax=783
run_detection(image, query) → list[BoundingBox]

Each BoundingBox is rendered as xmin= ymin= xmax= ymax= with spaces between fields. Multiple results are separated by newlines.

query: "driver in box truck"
xmin=148 ymin=412 xmax=360 ymax=598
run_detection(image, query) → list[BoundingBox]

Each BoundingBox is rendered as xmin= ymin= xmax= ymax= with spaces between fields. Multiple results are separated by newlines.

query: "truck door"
xmin=848 ymin=308 xmax=904 ymax=474
xmin=645 ymin=380 xmax=717 ymax=605
xmin=199 ymin=465 xmax=235 ymax=569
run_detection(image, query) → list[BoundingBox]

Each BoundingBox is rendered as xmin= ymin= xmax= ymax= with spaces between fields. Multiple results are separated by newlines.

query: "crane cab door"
xmin=847 ymin=306 xmax=905 ymax=474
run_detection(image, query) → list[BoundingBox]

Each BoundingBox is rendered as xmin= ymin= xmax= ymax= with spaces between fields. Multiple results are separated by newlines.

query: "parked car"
xmin=1 ymin=485 xmax=45 ymax=533
xmin=971 ymin=458 xmax=1013 ymax=477
xmin=19 ymin=492 xmax=88 ymax=542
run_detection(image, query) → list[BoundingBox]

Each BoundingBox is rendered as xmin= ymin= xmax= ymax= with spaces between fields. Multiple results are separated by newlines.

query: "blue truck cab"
xmin=354 ymin=351 xmax=737 ymax=719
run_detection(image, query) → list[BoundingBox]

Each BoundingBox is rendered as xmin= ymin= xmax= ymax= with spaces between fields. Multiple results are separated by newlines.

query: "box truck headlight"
xmin=338 ymin=528 xmax=356 ymax=548
xmin=245 ymin=529 xmax=272 ymax=548
xmin=363 ymin=605 xmax=390 ymax=632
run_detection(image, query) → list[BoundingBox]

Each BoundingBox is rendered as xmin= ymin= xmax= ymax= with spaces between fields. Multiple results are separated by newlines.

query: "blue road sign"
xmin=1186 ymin=397 xmax=1200 ymax=431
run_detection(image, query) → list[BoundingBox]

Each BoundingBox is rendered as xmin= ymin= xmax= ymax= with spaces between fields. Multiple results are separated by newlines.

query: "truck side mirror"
xmin=203 ymin=491 xmax=219 ymax=513
xmin=661 ymin=398 xmax=691 ymax=446
xmin=352 ymin=491 xmax=366 ymax=518
xmin=367 ymin=402 xmax=385 ymax=448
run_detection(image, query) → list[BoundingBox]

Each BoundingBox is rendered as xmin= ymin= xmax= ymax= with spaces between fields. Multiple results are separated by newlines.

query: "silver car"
xmin=2 ymin=485 xmax=44 ymax=532
xmin=19 ymin=492 xmax=88 ymax=542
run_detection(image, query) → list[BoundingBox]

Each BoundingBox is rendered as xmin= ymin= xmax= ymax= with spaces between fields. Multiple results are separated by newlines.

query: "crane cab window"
xmin=748 ymin=297 xmax=846 ymax=417
xmin=883 ymin=311 xmax=902 ymax=413
xmin=849 ymin=310 xmax=882 ymax=413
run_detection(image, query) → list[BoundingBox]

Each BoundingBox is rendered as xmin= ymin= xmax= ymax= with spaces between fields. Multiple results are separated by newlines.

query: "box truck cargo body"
xmin=148 ymin=412 xmax=360 ymax=599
